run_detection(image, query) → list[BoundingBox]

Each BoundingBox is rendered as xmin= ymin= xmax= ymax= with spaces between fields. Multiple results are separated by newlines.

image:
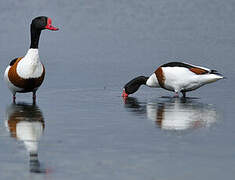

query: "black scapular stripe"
xmin=161 ymin=62 xmax=195 ymax=69
xmin=9 ymin=58 xmax=18 ymax=66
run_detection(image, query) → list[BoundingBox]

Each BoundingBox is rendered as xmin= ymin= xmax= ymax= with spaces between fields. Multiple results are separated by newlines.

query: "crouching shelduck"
xmin=122 ymin=62 xmax=224 ymax=98
xmin=4 ymin=16 xmax=59 ymax=103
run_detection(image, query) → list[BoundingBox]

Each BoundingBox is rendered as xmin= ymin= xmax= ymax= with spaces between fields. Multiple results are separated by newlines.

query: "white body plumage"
xmin=146 ymin=63 xmax=223 ymax=93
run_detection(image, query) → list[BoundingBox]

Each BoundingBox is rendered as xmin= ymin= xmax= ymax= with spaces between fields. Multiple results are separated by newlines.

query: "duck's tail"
xmin=210 ymin=70 xmax=224 ymax=78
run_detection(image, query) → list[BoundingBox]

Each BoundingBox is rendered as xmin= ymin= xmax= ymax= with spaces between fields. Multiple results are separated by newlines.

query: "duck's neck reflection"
xmin=5 ymin=103 xmax=45 ymax=173
xmin=124 ymin=97 xmax=218 ymax=131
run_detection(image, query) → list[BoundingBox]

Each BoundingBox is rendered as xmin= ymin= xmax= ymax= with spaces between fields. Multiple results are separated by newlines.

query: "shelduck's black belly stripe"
xmin=8 ymin=57 xmax=45 ymax=92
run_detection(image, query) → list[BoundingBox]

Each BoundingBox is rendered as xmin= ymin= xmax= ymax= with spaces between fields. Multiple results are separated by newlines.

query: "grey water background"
xmin=0 ymin=0 xmax=234 ymax=179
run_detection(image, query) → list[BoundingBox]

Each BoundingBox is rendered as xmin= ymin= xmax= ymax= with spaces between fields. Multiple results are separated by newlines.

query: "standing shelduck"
xmin=4 ymin=16 xmax=59 ymax=103
xmin=122 ymin=62 xmax=224 ymax=98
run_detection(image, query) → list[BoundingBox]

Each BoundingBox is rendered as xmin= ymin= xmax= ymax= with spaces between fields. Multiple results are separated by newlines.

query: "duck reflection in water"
xmin=5 ymin=103 xmax=46 ymax=173
xmin=123 ymin=97 xmax=218 ymax=131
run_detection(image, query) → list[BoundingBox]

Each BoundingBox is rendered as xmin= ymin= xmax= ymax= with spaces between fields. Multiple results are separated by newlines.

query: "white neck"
xmin=24 ymin=48 xmax=39 ymax=62
xmin=146 ymin=73 xmax=160 ymax=88
xmin=17 ymin=48 xmax=43 ymax=79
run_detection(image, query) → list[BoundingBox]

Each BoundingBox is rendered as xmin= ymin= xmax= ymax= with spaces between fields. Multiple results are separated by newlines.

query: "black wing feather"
xmin=161 ymin=62 xmax=195 ymax=69
xmin=9 ymin=58 xmax=18 ymax=66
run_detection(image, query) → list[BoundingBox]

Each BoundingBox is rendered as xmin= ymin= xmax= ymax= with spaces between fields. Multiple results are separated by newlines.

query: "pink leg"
xmin=173 ymin=92 xmax=179 ymax=98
